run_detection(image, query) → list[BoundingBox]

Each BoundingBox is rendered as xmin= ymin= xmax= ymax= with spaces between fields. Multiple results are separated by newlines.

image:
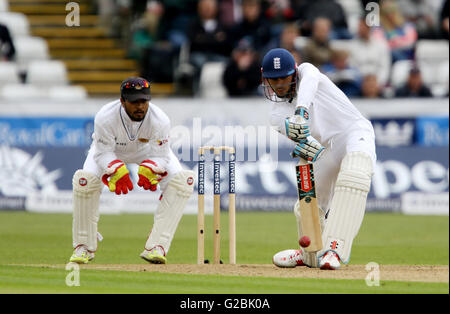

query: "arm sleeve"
xmin=269 ymin=103 xmax=295 ymax=138
xmin=92 ymin=116 xmax=119 ymax=171
xmin=296 ymin=63 xmax=321 ymax=110
xmin=270 ymin=111 xmax=288 ymax=137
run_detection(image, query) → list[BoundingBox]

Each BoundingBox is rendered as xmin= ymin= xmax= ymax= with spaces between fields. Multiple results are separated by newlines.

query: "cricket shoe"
xmin=319 ymin=251 xmax=340 ymax=270
xmin=140 ymin=245 xmax=167 ymax=264
xmin=69 ymin=245 xmax=95 ymax=264
xmin=272 ymin=249 xmax=306 ymax=268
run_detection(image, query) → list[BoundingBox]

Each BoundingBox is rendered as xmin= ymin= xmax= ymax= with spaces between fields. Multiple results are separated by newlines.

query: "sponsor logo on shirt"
xmin=157 ymin=139 xmax=168 ymax=146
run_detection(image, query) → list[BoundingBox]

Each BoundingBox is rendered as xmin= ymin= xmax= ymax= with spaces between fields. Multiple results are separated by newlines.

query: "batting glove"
xmin=291 ymin=136 xmax=325 ymax=162
xmin=285 ymin=106 xmax=310 ymax=142
xmin=102 ymin=160 xmax=133 ymax=195
xmin=137 ymin=160 xmax=168 ymax=191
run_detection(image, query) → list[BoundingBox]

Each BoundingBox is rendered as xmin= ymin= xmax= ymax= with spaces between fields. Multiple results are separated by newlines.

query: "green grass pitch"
xmin=0 ymin=211 xmax=448 ymax=295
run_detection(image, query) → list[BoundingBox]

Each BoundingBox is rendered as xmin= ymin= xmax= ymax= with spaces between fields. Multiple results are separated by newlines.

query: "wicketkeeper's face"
xmin=121 ymin=99 xmax=149 ymax=122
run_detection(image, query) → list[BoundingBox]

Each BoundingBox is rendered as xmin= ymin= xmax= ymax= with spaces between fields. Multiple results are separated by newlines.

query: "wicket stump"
xmin=197 ymin=146 xmax=236 ymax=264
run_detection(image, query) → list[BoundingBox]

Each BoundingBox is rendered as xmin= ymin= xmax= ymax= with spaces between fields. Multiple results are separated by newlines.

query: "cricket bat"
xmin=295 ymin=158 xmax=323 ymax=253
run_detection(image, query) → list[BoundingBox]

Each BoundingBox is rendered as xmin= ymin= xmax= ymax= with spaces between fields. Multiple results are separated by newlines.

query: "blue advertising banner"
xmin=0 ymin=115 xmax=448 ymax=214
xmin=0 ymin=117 xmax=94 ymax=147
xmin=416 ymin=116 xmax=449 ymax=146
xmin=371 ymin=116 xmax=449 ymax=147
xmin=371 ymin=118 xmax=416 ymax=147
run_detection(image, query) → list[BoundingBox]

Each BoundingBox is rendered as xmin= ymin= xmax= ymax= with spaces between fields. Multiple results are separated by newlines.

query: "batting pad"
xmin=72 ymin=170 xmax=102 ymax=252
xmin=293 ymin=201 xmax=326 ymax=267
xmin=319 ymin=151 xmax=373 ymax=264
xmin=144 ymin=170 xmax=195 ymax=253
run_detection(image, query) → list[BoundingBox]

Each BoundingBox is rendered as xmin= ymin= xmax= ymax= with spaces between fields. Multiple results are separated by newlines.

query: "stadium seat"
xmin=0 ymin=12 xmax=30 ymax=38
xmin=0 ymin=83 xmax=46 ymax=99
xmin=415 ymin=40 xmax=449 ymax=97
xmin=0 ymin=62 xmax=21 ymax=86
xmin=390 ymin=60 xmax=415 ymax=88
xmin=26 ymin=60 xmax=68 ymax=86
xmin=199 ymin=62 xmax=227 ymax=98
xmin=0 ymin=0 xmax=9 ymax=12
xmin=14 ymin=36 xmax=49 ymax=73
xmin=48 ymin=85 xmax=88 ymax=101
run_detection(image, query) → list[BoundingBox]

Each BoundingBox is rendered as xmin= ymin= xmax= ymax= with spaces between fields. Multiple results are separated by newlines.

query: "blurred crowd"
xmin=2 ymin=0 xmax=448 ymax=99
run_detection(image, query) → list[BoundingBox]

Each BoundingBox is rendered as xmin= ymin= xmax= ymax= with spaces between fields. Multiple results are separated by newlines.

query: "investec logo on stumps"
xmin=229 ymin=153 xmax=236 ymax=194
xmin=198 ymin=155 xmax=205 ymax=195
xmin=213 ymin=155 xmax=220 ymax=195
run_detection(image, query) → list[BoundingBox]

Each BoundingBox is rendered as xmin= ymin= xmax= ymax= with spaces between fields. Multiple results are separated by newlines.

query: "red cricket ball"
xmin=299 ymin=236 xmax=311 ymax=248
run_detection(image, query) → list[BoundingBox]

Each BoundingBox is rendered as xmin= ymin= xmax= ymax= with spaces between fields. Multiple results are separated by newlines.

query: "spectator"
xmin=265 ymin=22 xmax=303 ymax=64
xmin=372 ymin=0 xmax=418 ymax=62
xmin=395 ymin=67 xmax=433 ymax=97
xmin=263 ymin=0 xmax=297 ymax=34
xmin=187 ymin=0 xmax=232 ymax=94
xmin=96 ymin=0 xmax=116 ymax=36
xmin=296 ymin=0 xmax=352 ymax=39
xmin=302 ymin=17 xmax=334 ymax=68
xmin=125 ymin=1 xmax=198 ymax=49
xmin=359 ymin=74 xmax=384 ymax=98
xmin=137 ymin=2 xmax=181 ymax=83
xmin=321 ymin=49 xmax=362 ymax=97
xmin=129 ymin=1 xmax=165 ymax=60
xmin=349 ymin=18 xmax=391 ymax=88
xmin=440 ymin=0 xmax=449 ymax=39
xmin=231 ymin=0 xmax=272 ymax=51
xmin=223 ymin=37 xmax=261 ymax=97
xmin=112 ymin=0 xmax=136 ymax=46
xmin=157 ymin=0 xmax=198 ymax=48
xmin=0 ymin=23 xmax=15 ymax=61
xmin=219 ymin=0 xmax=239 ymax=28
xmin=397 ymin=0 xmax=443 ymax=39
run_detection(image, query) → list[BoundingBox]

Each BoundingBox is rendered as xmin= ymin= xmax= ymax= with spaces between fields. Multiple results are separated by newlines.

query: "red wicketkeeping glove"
xmin=102 ymin=160 xmax=133 ymax=195
xmin=137 ymin=160 xmax=168 ymax=191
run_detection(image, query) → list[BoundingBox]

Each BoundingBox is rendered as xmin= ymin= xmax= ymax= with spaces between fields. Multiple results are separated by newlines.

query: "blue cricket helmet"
xmin=262 ymin=48 xmax=296 ymax=79
xmin=261 ymin=48 xmax=297 ymax=102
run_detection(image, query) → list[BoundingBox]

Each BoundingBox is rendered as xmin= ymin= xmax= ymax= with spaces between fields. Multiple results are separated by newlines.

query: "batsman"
xmin=69 ymin=77 xmax=194 ymax=264
xmin=262 ymin=48 xmax=376 ymax=270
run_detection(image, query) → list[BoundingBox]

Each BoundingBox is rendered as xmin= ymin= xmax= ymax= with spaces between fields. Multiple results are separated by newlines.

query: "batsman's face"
xmin=122 ymin=99 xmax=149 ymax=121
xmin=267 ymin=75 xmax=293 ymax=98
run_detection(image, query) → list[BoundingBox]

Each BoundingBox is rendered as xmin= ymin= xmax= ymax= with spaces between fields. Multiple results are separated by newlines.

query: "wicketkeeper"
xmin=262 ymin=48 xmax=376 ymax=270
xmin=69 ymin=77 xmax=194 ymax=264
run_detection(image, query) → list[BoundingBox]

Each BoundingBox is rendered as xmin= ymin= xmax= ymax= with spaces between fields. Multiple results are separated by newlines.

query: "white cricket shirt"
xmin=91 ymin=99 xmax=171 ymax=171
xmin=270 ymin=62 xmax=374 ymax=147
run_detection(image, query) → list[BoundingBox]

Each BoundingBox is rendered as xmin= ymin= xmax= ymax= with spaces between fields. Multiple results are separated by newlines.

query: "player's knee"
xmin=73 ymin=170 xmax=102 ymax=194
xmin=167 ymin=170 xmax=195 ymax=196
xmin=336 ymin=152 xmax=373 ymax=193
